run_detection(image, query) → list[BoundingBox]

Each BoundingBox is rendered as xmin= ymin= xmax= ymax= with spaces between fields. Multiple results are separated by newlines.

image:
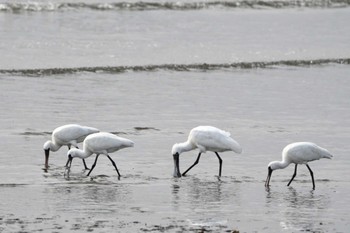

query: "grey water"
xmin=1 ymin=0 xmax=350 ymax=232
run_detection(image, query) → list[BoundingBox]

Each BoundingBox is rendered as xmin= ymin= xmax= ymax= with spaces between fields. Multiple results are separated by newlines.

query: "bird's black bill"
xmin=173 ymin=153 xmax=181 ymax=178
xmin=265 ymin=167 xmax=273 ymax=187
xmin=44 ymin=149 xmax=50 ymax=169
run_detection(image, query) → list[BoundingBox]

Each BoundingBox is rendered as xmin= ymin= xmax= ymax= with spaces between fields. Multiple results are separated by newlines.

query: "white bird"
xmin=265 ymin=142 xmax=333 ymax=190
xmin=171 ymin=126 xmax=242 ymax=177
xmin=43 ymin=124 xmax=99 ymax=170
xmin=66 ymin=132 xmax=134 ymax=177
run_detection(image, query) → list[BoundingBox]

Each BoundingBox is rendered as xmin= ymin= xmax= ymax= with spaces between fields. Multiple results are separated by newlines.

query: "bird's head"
xmin=265 ymin=161 xmax=282 ymax=188
xmin=67 ymin=147 xmax=80 ymax=159
xmin=66 ymin=148 xmax=79 ymax=170
xmin=171 ymin=143 xmax=181 ymax=156
xmin=43 ymin=140 xmax=51 ymax=151
xmin=67 ymin=148 xmax=80 ymax=159
xmin=268 ymin=161 xmax=282 ymax=171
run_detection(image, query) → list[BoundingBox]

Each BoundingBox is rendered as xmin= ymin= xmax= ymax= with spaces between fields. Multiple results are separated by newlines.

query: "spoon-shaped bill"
xmin=173 ymin=153 xmax=181 ymax=178
xmin=265 ymin=167 xmax=272 ymax=187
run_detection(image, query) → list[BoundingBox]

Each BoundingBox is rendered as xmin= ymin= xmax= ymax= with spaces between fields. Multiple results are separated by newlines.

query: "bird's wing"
xmin=54 ymin=125 xmax=84 ymax=141
xmin=287 ymin=143 xmax=323 ymax=163
xmin=191 ymin=128 xmax=233 ymax=152
xmin=85 ymin=133 xmax=132 ymax=154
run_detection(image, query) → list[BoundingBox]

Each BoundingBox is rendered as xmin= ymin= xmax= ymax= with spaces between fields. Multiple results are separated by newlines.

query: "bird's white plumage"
xmin=83 ymin=132 xmax=134 ymax=156
xmin=68 ymin=132 xmax=134 ymax=159
xmin=171 ymin=126 xmax=242 ymax=177
xmin=43 ymin=124 xmax=99 ymax=151
xmin=189 ymin=126 xmax=240 ymax=153
xmin=43 ymin=124 xmax=99 ymax=169
xmin=282 ymin=142 xmax=332 ymax=164
xmin=269 ymin=142 xmax=333 ymax=169
xmin=265 ymin=142 xmax=333 ymax=189
xmin=66 ymin=132 xmax=134 ymax=177
xmin=172 ymin=126 xmax=242 ymax=155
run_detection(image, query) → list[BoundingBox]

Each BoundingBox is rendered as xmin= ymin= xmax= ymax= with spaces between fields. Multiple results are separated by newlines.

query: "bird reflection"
xmin=171 ymin=177 xmax=238 ymax=230
xmin=286 ymin=187 xmax=315 ymax=207
xmin=171 ymin=183 xmax=181 ymax=211
xmin=171 ymin=177 xmax=225 ymax=210
xmin=265 ymin=187 xmax=330 ymax=232
xmin=44 ymin=181 xmax=130 ymax=214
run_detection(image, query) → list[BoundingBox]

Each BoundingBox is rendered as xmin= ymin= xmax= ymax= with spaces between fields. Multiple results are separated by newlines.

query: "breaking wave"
xmin=1 ymin=58 xmax=349 ymax=76
xmin=0 ymin=0 xmax=350 ymax=12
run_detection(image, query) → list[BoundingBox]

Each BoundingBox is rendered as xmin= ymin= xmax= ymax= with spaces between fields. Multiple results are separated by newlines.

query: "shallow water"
xmin=1 ymin=65 xmax=350 ymax=232
xmin=1 ymin=0 xmax=350 ymax=232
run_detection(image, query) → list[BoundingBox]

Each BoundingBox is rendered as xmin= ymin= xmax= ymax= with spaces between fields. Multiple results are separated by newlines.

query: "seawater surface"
xmin=1 ymin=0 xmax=350 ymax=232
xmin=1 ymin=66 xmax=350 ymax=232
xmin=1 ymin=0 xmax=350 ymax=69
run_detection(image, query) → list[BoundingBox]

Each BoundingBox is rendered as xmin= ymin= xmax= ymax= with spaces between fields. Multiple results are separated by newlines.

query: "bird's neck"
xmin=178 ymin=141 xmax=195 ymax=154
xmin=72 ymin=149 xmax=92 ymax=159
xmin=271 ymin=160 xmax=290 ymax=170
xmin=46 ymin=141 xmax=61 ymax=152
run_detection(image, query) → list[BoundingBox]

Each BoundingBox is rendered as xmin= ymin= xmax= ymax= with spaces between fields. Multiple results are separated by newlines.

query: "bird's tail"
xmin=85 ymin=126 xmax=100 ymax=134
xmin=124 ymin=138 xmax=135 ymax=148
xmin=321 ymin=148 xmax=333 ymax=159
xmin=230 ymin=138 xmax=242 ymax=154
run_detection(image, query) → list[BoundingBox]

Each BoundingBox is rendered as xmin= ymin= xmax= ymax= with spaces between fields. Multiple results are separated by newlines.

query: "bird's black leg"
xmin=82 ymin=159 xmax=89 ymax=170
xmin=182 ymin=153 xmax=201 ymax=176
xmin=87 ymin=154 xmax=99 ymax=176
xmin=65 ymin=157 xmax=70 ymax=167
xmin=306 ymin=164 xmax=315 ymax=190
xmin=287 ymin=164 xmax=298 ymax=186
xmin=107 ymin=155 xmax=121 ymax=177
xmin=215 ymin=152 xmax=223 ymax=177
xmin=65 ymin=145 xmax=72 ymax=167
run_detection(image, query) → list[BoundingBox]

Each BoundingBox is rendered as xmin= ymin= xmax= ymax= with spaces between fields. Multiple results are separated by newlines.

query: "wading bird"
xmin=172 ymin=126 xmax=242 ymax=177
xmin=66 ymin=132 xmax=134 ymax=177
xmin=265 ymin=142 xmax=333 ymax=190
xmin=43 ymin=124 xmax=99 ymax=169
